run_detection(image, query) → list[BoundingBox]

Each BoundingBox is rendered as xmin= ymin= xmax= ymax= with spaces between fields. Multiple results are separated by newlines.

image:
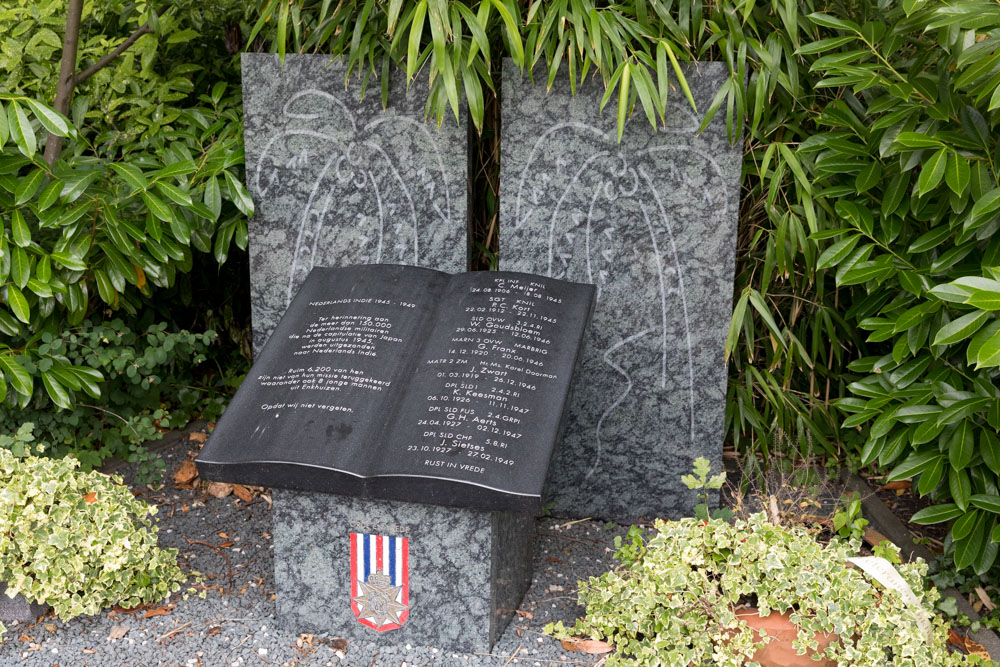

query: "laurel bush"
xmin=0 ymin=430 xmax=192 ymax=641
xmin=546 ymin=512 xmax=983 ymax=666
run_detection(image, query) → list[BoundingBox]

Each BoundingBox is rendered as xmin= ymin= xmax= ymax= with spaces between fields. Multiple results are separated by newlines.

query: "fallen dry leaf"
xmin=514 ymin=610 xmax=534 ymax=619
xmin=948 ymin=628 xmax=990 ymax=659
xmin=232 ymin=484 xmax=253 ymax=503
xmin=219 ymin=541 xmax=234 ymax=548
xmin=83 ymin=492 xmax=97 ymax=504
xmin=189 ymin=432 xmax=208 ymax=444
xmin=173 ymin=461 xmax=198 ymax=485
xmin=963 ymin=636 xmax=990 ymax=660
xmin=560 ymin=637 xmax=613 ymax=654
xmin=975 ymin=586 xmax=996 ymax=612
xmin=880 ymin=480 xmax=911 ymax=491
xmin=206 ymin=482 xmax=233 ymax=499
xmin=217 ymin=532 xmax=228 ymax=539
xmin=43 ymin=623 xmax=57 ymax=634
xmin=314 ymin=637 xmax=349 ymax=651
xmin=206 ymin=626 xmax=222 ymax=636
xmin=108 ymin=625 xmax=130 ymax=640
xmin=82 ymin=649 xmax=97 ymax=654
xmin=18 ymin=633 xmax=34 ymax=643
xmin=142 ymin=605 xmax=173 ymax=619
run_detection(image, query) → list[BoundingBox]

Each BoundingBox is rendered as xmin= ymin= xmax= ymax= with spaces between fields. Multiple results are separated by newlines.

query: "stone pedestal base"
xmin=273 ymin=489 xmax=534 ymax=653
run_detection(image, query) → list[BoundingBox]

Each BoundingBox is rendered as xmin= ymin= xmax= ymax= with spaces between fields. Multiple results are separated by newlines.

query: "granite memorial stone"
xmin=500 ymin=61 xmax=742 ymax=523
xmin=241 ymin=53 xmax=467 ymax=355
xmin=197 ymin=267 xmax=593 ymax=652
xmin=197 ymin=264 xmax=596 ymax=513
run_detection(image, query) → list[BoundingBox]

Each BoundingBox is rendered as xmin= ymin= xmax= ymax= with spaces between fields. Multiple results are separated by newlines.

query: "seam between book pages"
xmin=196 ymin=459 xmax=540 ymax=497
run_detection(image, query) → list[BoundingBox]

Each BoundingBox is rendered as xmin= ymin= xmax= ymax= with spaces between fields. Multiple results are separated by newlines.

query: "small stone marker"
xmin=0 ymin=583 xmax=47 ymax=623
xmin=241 ymin=53 xmax=467 ymax=354
xmin=500 ymin=61 xmax=742 ymax=523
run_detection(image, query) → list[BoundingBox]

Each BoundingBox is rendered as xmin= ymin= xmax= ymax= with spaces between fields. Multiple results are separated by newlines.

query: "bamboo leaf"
xmin=662 ymin=40 xmax=696 ymax=112
xmin=725 ymin=289 xmax=750 ymax=361
xmin=407 ymin=0 xmax=427 ymax=82
xmin=817 ymin=234 xmax=860 ymax=270
xmin=617 ymin=61 xmax=630 ymax=143
xmin=277 ymin=0 xmax=289 ymax=64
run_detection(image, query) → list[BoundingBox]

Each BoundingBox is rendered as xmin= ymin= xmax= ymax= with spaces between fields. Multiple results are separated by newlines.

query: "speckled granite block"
xmin=500 ymin=61 xmax=741 ymax=523
xmin=273 ymin=489 xmax=533 ymax=652
xmin=241 ymin=53 xmax=468 ymax=355
xmin=0 ymin=583 xmax=48 ymax=623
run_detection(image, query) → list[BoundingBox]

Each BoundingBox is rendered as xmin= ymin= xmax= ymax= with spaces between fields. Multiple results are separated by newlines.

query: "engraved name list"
xmin=196 ymin=264 xmax=594 ymax=513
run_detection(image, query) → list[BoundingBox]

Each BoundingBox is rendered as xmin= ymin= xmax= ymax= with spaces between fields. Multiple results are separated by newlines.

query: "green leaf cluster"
xmin=0 ymin=430 xmax=192 ymax=639
xmin=0 ymin=0 xmax=251 ymax=422
xmin=252 ymin=0 xmax=710 ymax=135
xmin=547 ymin=513 xmax=981 ymax=666
xmin=789 ymin=6 xmax=1000 ymax=574
xmin=0 ymin=318 xmax=229 ymax=479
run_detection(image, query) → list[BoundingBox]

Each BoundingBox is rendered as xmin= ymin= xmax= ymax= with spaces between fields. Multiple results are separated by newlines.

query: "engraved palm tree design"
xmin=252 ymin=88 xmax=454 ymax=310
xmin=511 ymin=106 xmax=729 ymax=479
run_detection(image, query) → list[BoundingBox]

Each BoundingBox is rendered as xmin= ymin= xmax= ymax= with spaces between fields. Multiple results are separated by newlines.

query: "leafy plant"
xmin=832 ymin=491 xmax=869 ymax=541
xmin=792 ymin=6 xmax=1000 ymax=574
xmin=1 ymin=318 xmax=228 ymax=480
xmin=250 ymin=0 xmax=708 ymax=137
xmin=0 ymin=431 xmax=194 ymax=641
xmin=546 ymin=512 xmax=981 ymax=666
xmin=681 ymin=456 xmax=730 ymax=521
xmin=0 ymin=0 xmax=252 ymax=413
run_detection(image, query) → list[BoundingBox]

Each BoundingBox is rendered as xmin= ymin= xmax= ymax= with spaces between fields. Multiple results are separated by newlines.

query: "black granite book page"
xmin=196 ymin=264 xmax=595 ymax=512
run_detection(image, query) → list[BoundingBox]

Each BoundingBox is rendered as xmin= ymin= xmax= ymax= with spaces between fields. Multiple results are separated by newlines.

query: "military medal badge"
xmin=350 ymin=532 xmax=410 ymax=631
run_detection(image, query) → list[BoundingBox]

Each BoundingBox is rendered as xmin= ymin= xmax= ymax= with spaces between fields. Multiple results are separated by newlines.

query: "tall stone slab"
xmin=500 ymin=62 xmax=741 ymax=523
xmin=241 ymin=53 xmax=467 ymax=354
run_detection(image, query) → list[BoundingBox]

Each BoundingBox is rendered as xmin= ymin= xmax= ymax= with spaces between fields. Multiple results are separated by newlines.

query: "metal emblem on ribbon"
xmin=350 ymin=532 xmax=409 ymax=631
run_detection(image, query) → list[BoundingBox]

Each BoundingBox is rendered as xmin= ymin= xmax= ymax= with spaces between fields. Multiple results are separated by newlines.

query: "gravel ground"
xmin=0 ymin=424 xmax=625 ymax=667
